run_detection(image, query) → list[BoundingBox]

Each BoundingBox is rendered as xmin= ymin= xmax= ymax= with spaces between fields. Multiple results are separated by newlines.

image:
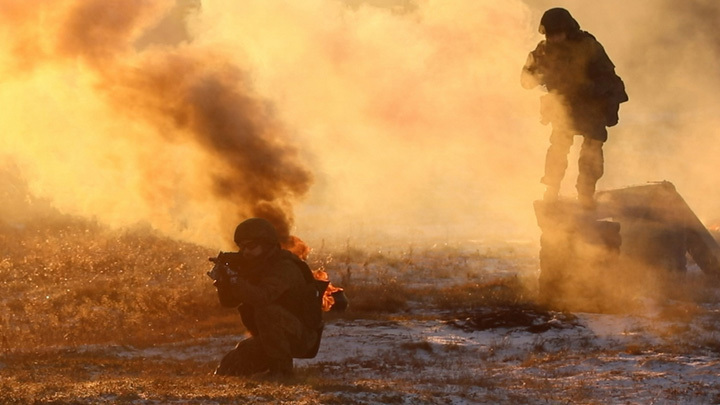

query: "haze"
xmin=1 ymin=0 xmax=718 ymax=249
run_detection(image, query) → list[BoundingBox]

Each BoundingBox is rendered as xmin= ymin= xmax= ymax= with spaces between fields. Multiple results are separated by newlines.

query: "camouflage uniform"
xmin=521 ymin=8 xmax=627 ymax=206
xmin=213 ymin=218 xmax=323 ymax=376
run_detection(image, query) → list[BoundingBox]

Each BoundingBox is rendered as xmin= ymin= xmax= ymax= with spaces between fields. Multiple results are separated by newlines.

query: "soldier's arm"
xmin=230 ymin=260 xmax=299 ymax=307
xmin=214 ymin=279 xmax=243 ymax=308
xmin=521 ymin=43 xmax=546 ymax=89
xmin=521 ymin=53 xmax=541 ymax=89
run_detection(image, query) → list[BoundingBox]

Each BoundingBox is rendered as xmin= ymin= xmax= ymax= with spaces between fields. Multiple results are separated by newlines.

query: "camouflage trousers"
xmin=541 ymin=127 xmax=605 ymax=198
xmin=215 ymin=304 xmax=319 ymax=376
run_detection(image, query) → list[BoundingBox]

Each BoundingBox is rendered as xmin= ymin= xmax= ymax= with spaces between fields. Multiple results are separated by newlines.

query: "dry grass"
xmin=0 ymin=174 xmax=536 ymax=350
xmin=0 ymin=349 xmax=325 ymax=404
xmin=0 ymin=206 xmax=545 ymax=403
xmin=0 ymin=213 xmax=235 ymax=352
xmin=2 ymin=171 xmax=720 ymax=403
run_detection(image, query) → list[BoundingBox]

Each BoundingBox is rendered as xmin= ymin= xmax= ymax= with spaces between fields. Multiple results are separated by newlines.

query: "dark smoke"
xmin=98 ymin=52 xmax=313 ymax=243
xmin=24 ymin=0 xmax=313 ymax=243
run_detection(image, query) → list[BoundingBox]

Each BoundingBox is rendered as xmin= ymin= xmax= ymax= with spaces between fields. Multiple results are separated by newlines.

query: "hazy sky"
xmin=1 ymin=0 xmax=719 ymax=248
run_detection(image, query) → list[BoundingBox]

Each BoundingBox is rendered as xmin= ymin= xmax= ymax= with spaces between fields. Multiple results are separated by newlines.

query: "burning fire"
xmin=282 ymin=235 xmax=344 ymax=312
xmin=282 ymin=235 xmax=311 ymax=261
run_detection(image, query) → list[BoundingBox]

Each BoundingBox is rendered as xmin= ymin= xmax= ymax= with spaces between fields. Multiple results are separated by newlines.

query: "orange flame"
xmin=283 ymin=235 xmax=343 ymax=312
xmin=282 ymin=235 xmax=311 ymax=260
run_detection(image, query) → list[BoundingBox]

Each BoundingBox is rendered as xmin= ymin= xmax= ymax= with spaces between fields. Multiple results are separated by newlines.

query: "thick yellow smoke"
xmin=2 ymin=0 xmax=720 ymax=249
xmin=196 ymin=0 xmax=543 ymax=244
xmin=0 ymin=0 xmax=312 ymax=247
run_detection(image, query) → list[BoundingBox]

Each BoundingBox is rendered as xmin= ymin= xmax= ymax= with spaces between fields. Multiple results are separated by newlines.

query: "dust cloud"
xmin=0 ymin=0 xmax=311 ymax=247
xmin=1 ymin=0 xmax=719 ymax=249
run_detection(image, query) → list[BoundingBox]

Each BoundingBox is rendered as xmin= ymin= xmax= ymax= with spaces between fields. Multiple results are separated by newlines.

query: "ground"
xmin=2 ymin=235 xmax=720 ymax=404
xmin=4 ymin=290 xmax=720 ymax=403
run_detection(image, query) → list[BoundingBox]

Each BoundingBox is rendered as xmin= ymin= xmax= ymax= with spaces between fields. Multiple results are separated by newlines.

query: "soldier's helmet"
xmin=234 ymin=218 xmax=279 ymax=247
xmin=539 ymin=8 xmax=580 ymax=36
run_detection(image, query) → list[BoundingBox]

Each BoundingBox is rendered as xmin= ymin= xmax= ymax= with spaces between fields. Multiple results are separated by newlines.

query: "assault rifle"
xmin=207 ymin=251 xmax=246 ymax=281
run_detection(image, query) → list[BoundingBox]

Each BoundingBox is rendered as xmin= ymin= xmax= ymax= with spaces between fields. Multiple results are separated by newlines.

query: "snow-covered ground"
xmin=303 ymin=306 xmax=720 ymax=403
xmin=115 ymin=297 xmax=720 ymax=403
xmin=107 ymin=240 xmax=720 ymax=404
xmin=115 ymin=300 xmax=720 ymax=404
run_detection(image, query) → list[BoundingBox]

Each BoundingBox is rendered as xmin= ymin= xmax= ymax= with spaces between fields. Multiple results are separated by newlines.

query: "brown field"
xmin=2 ymin=209 xmax=720 ymax=404
xmin=0 ymin=207 xmax=530 ymax=404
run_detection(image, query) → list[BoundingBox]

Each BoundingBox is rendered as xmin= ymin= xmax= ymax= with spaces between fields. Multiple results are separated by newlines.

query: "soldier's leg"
xmin=253 ymin=305 xmax=306 ymax=376
xmin=541 ymin=128 xmax=574 ymax=200
xmin=577 ymin=136 xmax=605 ymax=208
xmin=215 ymin=337 xmax=271 ymax=376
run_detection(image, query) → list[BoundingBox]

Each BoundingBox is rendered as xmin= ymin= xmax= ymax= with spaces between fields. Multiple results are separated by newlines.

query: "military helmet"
xmin=233 ymin=218 xmax=279 ymax=247
xmin=539 ymin=8 xmax=580 ymax=36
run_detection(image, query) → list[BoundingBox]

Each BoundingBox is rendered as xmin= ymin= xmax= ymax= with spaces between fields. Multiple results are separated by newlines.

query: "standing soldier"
xmin=521 ymin=8 xmax=628 ymax=209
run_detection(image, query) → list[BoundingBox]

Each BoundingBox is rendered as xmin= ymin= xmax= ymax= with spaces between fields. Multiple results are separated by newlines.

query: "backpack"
xmin=284 ymin=251 xmax=328 ymax=330
xmin=284 ymin=251 xmax=328 ymax=358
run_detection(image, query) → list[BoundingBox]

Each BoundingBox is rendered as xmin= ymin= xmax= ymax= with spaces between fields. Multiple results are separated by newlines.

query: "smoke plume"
xmin=0 ymin=0 xmax=311 ymax=246
xmin=2 ymin=0 xmax=720 ymax=250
